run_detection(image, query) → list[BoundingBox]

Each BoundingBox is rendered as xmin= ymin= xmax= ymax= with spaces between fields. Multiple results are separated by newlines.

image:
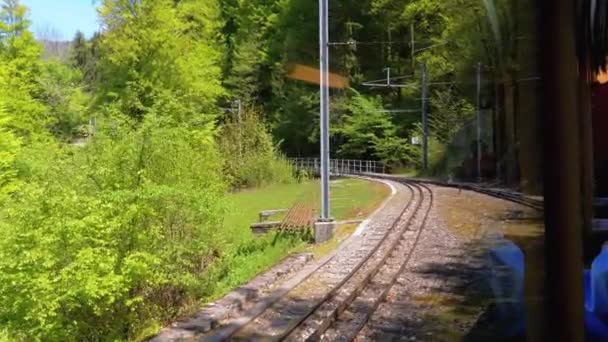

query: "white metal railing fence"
xmin=289 ymin=158 xmax=386 ymax=175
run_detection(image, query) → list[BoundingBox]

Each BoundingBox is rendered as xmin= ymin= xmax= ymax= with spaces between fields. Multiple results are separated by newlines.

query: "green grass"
xmin=325 ymin=178 xmax=389 ymax=220
xmin=225 ymin=178 xmax=389 ymax=234
xmin=202 ymin=177 xmax=390 ymax=301
xmin=223 ymin=181 xmax=315 ymax=245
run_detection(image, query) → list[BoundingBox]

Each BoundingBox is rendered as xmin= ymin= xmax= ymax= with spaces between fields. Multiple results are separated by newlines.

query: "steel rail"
xmin=202 ymin=175 xmax=540 ymax=342
xmin=290 ymin=182 xmax=434 ymax=342
xmin=224 ymin=182 xmax=421 ymax=341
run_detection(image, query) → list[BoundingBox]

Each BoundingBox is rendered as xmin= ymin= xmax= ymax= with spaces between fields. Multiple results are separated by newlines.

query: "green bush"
xmin=219 ymin=110 xmax=294 ymax=189
xmin=0 ymin=127 xmax=21 ymax=203
xmin=0 ymin=117 xmax=227 ymax=340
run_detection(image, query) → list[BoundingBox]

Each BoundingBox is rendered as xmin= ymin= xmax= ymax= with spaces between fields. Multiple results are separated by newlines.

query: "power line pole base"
xmin=314 ymin=219 xmax=336 ymax=244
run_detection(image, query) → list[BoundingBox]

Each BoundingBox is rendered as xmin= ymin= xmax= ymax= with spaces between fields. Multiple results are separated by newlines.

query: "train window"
xmin=0 ymin=0 xmax=605 ymax=341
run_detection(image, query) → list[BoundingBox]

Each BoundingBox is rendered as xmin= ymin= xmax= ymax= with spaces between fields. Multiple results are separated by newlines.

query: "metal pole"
xmin=476 ymin=62 xmax=482 ymax=180
xmin=237 ymin=99 xmax=243 ymax=159
xmin=387 ymin=29 xmax=392 ymax=63
xmin=384 ymin=67 xmax=391 ymax=86
xmin=319 ymin=0 xmax=330 ymax=220
xmin=421 ymin=62 xmax=429 ymax=170
xmin=410 ymin=23 xmax=415 ymax=70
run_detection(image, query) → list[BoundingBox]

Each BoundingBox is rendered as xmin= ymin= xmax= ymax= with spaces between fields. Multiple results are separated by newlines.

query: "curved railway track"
xmin=381 ymin=175 xmax=543 ymax=211
xmin=288 ymin=182 xmax=434 ymax=342
xmin=199 ymin=180 xmax=433 ymax=341
xmin=192 ymin=177 xmax=543 ymax=342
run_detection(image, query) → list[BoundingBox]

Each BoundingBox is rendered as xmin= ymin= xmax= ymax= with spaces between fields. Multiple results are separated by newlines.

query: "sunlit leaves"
xmin=97 ymin=0 xmax=225 ymax=121
xmin=0 ymin=120 xmax=227 ymax=339
xmin=334 ymin=93 xmax=415 ymax=165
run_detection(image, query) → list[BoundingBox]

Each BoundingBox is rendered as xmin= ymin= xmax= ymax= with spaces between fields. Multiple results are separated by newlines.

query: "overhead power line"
xmin=370 ymin=109 xmax=421 ymax=114
xmin=362 ymin=68 xmax=417 ymax=88
xmin=327 ymin=39 xmax=436 ymax=46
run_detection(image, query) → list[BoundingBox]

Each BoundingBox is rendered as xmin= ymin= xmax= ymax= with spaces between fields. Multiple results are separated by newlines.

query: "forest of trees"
xmin=0 ymin=0 xmax=527 ymax=339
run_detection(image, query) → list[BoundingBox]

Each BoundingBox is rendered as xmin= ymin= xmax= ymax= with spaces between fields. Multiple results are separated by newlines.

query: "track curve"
xmin=194 ymin=177 xmax=542 ymax=342
xmin=287 ymin=182 xmax=434 ymax=342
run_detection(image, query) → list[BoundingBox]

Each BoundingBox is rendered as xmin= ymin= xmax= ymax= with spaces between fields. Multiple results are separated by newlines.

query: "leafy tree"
xmin=38 ymin=60 xmax=90 ymax=140
xmin=70 ymin=31 xmax=88 ymax=67
xmin=96 ymin=0 xmax=225 ymax=122
xmin=0 ymin=113 xmax=20 ymax=203
xmin=429 ymin=88 xmax=475 ymax=144
xmin=0 ymin=119 xmax=227 ymax=340
xmin=218 ymin=109 xmax=294 ymax=188
xmin=334 ymin=93 xmax=415 ymax=166
xmin=68 ymin=31 xmax=103 ymax=87
xmin=0 ymin=0 xmax=47 ymax=138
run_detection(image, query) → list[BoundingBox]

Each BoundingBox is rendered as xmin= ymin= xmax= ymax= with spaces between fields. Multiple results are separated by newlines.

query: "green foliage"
xmin=0 ymin=0 xmax=48 ymax=201
xmin=219 ymin=110 xmax=294 ymax=189
xmin=69 ymin=31 xmax=89 ymax=72
xmin=0 ymin=120 xmax=20 ymax=202
xmin=213 ymin=0 xmax=533 ymax=179
xmin=271 ymin=85 xmax=320 ymax=156
xmin=0 ymin=0 xmax=47 ymax=139
xmin=69 ymin=31 xmax=101 ymax=86
xmin=334 ymin=93 xmax=417 ymax=167
xmin=0 ymin=117 xmax=227 ymax=340
xmin=429 ymin=88 xmax=475 ymax=144
xmin=38 ymin=60 xmax=90 ymax=140
xmin=96 ymin=0 xmax=225 ymax=122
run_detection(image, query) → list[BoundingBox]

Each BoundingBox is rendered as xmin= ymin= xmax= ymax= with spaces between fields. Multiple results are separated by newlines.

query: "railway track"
xmin=380 ymin=175 xmax=543 ymax=212
xmin=290 ymin=182 xmax=434 ymax=342
xmin=197 ymin=180 xmax=432 ymax=341
xmin=173 ymin=176 xmax=543 ymax=342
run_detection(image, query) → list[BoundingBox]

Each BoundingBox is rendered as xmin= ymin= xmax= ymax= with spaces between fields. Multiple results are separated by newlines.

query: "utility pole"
xmin=387 ymin=29 xmax=392 ymax=63
xmin=476 ymin=62 xmax=482 ymax=180
xmin=410 ymin=24 xmax=415 ymax=70
xmin=384 ymin=67 xmax=391 ymax=86
xmin=421 ymin=62 xmax=428 ymax=170
xmin=319 ymin=0 xmax=331 ymax=220
xmin=231 ymin=99 xmax=244 ymax=159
